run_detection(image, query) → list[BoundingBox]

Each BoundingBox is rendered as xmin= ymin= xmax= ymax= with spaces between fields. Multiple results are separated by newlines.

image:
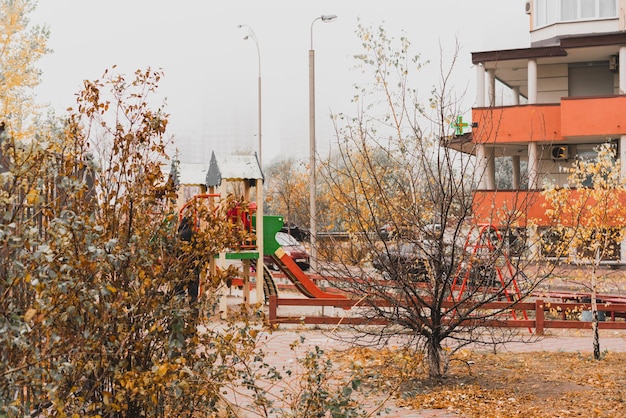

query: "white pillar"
xmin=512 ymin=155 xmax=521 ymax=189
xmin=528 ymin=142 xmax=539 ymax=189
xmin=528 ymin=59 xmax=538 ymax=104
xmin=527 ymin=60 xmax=539 ymax=260
xmin=486 ymin=148 xmax=496 ymax=190
xmin=476 ymin=63 xmax=486 ymax=107
xmin=487 ymin=69 xmax=496 ymax=107
xmin=476 ymin=144 xmax=488 ymax=190
xmin=512 ymin=86 xmax=520 ymax=106
xmin=620 ymin=46 xmax=626 ymax=94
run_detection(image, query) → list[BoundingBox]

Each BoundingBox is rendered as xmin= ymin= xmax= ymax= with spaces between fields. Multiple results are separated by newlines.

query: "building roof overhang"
xmin=472 ymin=31 xmax=626 ymax=65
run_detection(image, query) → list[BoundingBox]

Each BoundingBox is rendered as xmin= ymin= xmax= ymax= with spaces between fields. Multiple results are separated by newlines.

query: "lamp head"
xmin=320 ymin=14 xmax=337 ymax=22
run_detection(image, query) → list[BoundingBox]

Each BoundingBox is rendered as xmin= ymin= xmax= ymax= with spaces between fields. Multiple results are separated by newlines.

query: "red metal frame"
xmin=449 ymin=224 xmax=530 ymax=326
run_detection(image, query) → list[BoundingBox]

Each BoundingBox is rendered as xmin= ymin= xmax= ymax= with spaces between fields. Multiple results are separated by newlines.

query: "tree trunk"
xmin=592 ymin=250 xmax=600 ymax=360
xmin=426 ymin=336 xmax=444 ymax=379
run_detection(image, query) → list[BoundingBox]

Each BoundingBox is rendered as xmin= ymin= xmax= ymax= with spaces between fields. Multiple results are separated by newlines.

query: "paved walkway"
xmin=221 ymin=292 xmax=626 ymax=416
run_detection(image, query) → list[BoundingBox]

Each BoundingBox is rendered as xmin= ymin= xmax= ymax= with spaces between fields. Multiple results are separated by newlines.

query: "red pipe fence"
xmin=268 ymin=296 xmax=626 ymax=334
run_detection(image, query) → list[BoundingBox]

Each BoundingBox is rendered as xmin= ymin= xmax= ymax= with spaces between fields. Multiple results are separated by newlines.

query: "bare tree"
xmin=542 ymin=142 xmax=625 ymax=360
xmin=318 ymin=25 xmax=549 ymax=378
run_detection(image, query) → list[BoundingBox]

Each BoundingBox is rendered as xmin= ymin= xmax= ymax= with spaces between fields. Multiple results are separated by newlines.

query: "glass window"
xmin=581 ymin=0 xmax=596 ymax=18
xmin=541 ymin=0 xmax=618 ymax=27
xmin=599 ymin=0 xmax=617 ymax=17
xmin=561 ymin=0 xmax=578 ymax=20
xmin=536 ymin=0 xmax=548 ymax=27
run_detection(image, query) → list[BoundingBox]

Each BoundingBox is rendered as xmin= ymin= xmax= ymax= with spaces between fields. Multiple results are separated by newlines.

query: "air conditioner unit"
xmin=525 ymin=1 xmax=532 ymax=15
xmin=551 ymin=145 xmax=569 ymax=160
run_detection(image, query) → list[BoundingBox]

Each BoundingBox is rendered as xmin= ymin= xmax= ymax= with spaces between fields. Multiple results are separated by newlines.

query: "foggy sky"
xmin=30 ymin=0 xmax=530 ymax=166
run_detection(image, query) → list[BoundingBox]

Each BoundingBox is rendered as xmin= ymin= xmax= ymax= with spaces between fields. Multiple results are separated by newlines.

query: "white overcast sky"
xmin=30 ymin=0 xmax=530 ymax=166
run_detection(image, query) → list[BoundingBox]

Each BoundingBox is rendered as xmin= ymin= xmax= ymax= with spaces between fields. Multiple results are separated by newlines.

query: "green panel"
xmin=224 ymin=251 xmax=259 ymax=260
xmin=252 ymin=215 xmax=283 ymax=255
xmin=214 ymin=251 xmax=259 ymax=260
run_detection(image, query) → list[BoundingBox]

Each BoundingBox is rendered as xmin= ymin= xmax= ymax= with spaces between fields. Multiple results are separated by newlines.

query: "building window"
xmin=535 ymin=0 xmax=617 ymax=28
xmin=540 ymin=228 xmax=568 ymax=258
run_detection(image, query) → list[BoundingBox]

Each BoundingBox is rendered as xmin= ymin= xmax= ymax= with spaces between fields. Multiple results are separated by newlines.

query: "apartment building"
xmin=447 ymin=0 xmax=626 ymax=261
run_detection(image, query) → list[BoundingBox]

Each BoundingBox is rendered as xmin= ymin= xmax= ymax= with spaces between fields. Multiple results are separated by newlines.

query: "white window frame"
xmin=534 ymin=0 xmax=617 ymax=28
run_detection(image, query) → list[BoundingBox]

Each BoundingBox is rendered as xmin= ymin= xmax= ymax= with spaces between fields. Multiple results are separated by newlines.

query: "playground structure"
xmin=173 ymin=152 xmax=345 ymax=308
xmin=172 ymin=153 xmax=626 ymax=329
xmin=264 ymin=223 xmax=626 ymax=331
xmin=256 ymin=215 xmax=347 ymax=299
xmin=449 ymin=224 xmax=530 ymax=325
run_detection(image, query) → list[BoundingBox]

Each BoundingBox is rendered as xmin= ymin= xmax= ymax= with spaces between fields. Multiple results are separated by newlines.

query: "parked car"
xmin=265 ymin=232 xmax=311 ymax=271
xmin=372 ymin=241 xmax=429 ymax=279
xmin=373 ymin=224 xmax=445 ymax=280
xmin=280 ymin=222 xmax=310 ymax=242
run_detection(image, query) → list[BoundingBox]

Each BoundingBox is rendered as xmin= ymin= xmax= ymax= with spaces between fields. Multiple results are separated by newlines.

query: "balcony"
xmin=472 ymin=95 xmax=626 ymax=144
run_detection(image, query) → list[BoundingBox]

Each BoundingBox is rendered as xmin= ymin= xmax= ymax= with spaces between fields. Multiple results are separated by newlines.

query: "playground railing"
xmin=268 ymin=296 xmax=626 ymax=334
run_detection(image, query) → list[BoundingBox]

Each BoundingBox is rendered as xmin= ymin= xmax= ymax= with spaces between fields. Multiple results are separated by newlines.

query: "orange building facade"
xmin=449 ymin=0 xmax=626 ymax=261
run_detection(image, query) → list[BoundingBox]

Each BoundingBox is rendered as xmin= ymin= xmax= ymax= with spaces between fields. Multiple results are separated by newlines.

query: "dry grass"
xmin=333 ymin=346 xmax=626 ymax=417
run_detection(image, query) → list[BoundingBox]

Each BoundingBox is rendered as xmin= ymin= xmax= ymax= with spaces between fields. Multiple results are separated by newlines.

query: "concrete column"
xmin=620 ymin=46 xmax=626 ymax=94
xmin=512 ymin=86 xmax=520 ymax=106
xmin=475 ymin=144 xmax=488 ymax=190
xmin=487 ymin=69 xmax=496 ymax=107
xmin=486 ymin=148 xmax=496 ymax=190
xmin=476 ymin=63 xmax=486 ymax=107
xmin=528 ymin=59 xmax=537 ymax=104
xmin=528 ymin=142 xmax=539 ymax=189
xmin=512 ymin=155 xmax=521 ymax=189
xmin=526 ymin=59 xmax=539 ymax=260
xmin=255 ymin=178 xmax=264 ymax=304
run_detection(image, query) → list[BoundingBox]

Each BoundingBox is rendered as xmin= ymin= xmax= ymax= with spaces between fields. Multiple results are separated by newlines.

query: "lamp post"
xmin=309 ymin=14 xmax=337 ymax=271
xmin=239 ymin=24 xmax=264 ymax=304
xmin=238 ymin=24 xmax=262 ymax=165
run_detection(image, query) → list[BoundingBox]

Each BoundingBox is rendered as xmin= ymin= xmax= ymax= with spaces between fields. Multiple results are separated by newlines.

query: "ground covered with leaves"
xmin=332 ymin=346 xmax=626 ymax=417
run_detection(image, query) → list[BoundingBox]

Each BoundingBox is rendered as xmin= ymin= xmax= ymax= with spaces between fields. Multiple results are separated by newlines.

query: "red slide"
xmin=271 ymin=248 xmax=346 ymax=299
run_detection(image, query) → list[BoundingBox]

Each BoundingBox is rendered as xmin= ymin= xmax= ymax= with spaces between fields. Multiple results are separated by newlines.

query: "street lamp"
xmin=239 ymin=24 xmax=264 ymax=304
xmin=309 ymin=14 xmax=337 ymax=271
xmin=238 ymin=24 xmax=262 ymax=165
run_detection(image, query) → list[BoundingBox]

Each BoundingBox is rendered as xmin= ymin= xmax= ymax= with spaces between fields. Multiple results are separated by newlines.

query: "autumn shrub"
xmin=0 ymin=66 xmax=274 ymax=417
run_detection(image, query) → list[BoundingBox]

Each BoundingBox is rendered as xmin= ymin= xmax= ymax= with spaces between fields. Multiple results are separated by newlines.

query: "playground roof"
xmin=171 ymin=162 xmax=210 ymax=186
xmin=206 ymin=151 xmax=264 ymax=187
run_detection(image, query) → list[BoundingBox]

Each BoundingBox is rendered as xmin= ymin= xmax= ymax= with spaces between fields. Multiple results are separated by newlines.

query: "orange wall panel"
xmin=561 ymin=96 xmax=626 ymax=137
xmin=472 ymin=105 xmax=563 ymax=144
xmin=473 ymin=190 xmax=626 ymax=228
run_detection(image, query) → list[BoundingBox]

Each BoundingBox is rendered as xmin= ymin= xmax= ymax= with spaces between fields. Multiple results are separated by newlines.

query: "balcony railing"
xmin=472 ymin=95 xmax=626 ymax=144
xmin=472 ymin=189 xmax=626 ymax=228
